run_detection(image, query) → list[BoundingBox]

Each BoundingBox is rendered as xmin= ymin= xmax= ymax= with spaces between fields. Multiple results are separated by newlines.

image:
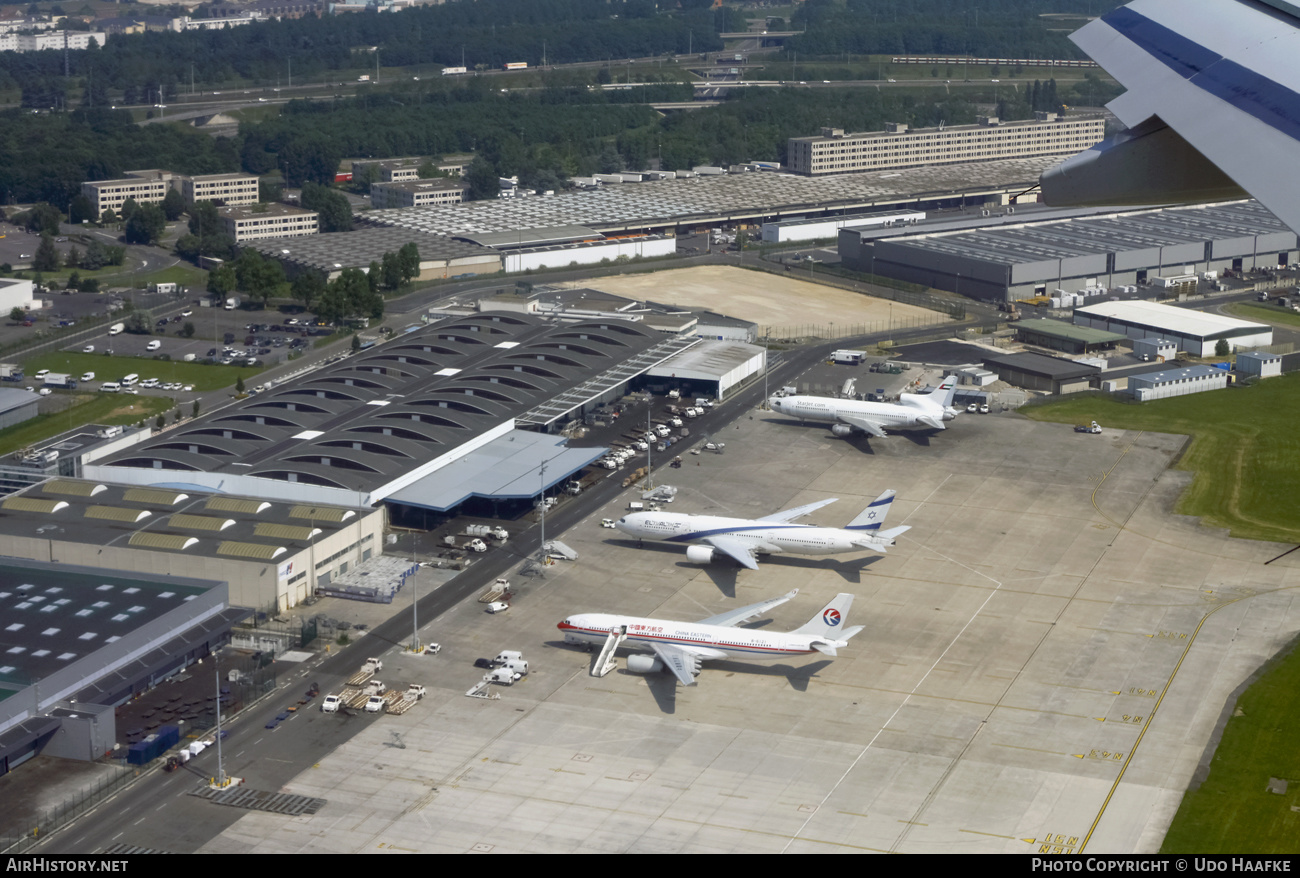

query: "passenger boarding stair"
xmin=592 ymin=625 xmax=628 ymax=677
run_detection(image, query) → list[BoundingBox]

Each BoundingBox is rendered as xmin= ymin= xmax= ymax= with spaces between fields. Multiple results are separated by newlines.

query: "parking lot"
xmin=196 ymin=400 xmax=1300 ymax=854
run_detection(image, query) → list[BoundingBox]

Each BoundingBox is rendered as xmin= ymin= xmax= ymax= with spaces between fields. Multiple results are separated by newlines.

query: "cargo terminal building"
xmin=83 ymin=312 xmax=712 ymax=528
xmin=1072 ymin=300 xmax=1273 ymax=357
xmin=838 ymin=200 xmax=1299 ymax=304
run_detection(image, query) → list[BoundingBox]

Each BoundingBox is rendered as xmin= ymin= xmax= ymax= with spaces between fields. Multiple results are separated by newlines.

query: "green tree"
xmin=180 ymin=321 xmax=196 ymax=338
xmin=207 ymin=264 xmax=236 ymax=297
xmin=124 ymin=204 xmax=166 ymax=245
xmin=32 ymin=235 xmax=60 ymax=272
xmin=397 ymin=242 xmax=420 ymax=283
xmin=300 ymin=182 xmax=353 ymax=233
xmin=161 ymin=188 xmax=186 ymax=222
xmin=192 ymin=399 xmax=201 ymax=419
xmin=351 ymin=332 xmax=361 ymax=352
xmin=155 ymin=413 xmax=166 ymax=430
xmin=464 ymin=158 xmax=500 ymax=202
xmin=236 ymin=374 xmax=245 ymax=395
xmin=291 ymin=271 xmax=326 ymax=311
xmin=1215 ymin=339 xmax=1231 ymax=358
xmin=10 ymin=306 xmax=25 ymax=323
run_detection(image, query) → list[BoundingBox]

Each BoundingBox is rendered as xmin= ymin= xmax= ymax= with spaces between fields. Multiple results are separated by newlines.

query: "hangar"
xmin=1073 ymin=300 xmax=1272 ymax=357
xmin=0 ymin=558 xmax=243 ymax=776
xmin=839 ymin=200 xmax=1298 ymax=303
xmin=85 ymin=312 xmax=702 ymax=520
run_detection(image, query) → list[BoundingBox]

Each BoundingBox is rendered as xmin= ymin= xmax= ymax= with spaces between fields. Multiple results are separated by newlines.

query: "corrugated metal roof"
xmin=124 ymin=488 xmax=190 ymax=506
xmin=169 ymin=514 xmax=236 ymax=532
xmin=288 ymin=505 xmax=354 ymax=523
xmin=2 ymin=497 xmax=69 ymax=514
xmin=217 ymin=541 xmax=286 ymax=560
xmin=85 ymin=506 xmax=151 ymax=523
xmin=253 ymin=522 xmax=318 ymax=541
xmin=42 ymin=480 xmax=107 ymax=497
xmin=205 ymin=496 xmax=271 ymax=515
xmin=128 ymin=532 xmax=199 ymax=551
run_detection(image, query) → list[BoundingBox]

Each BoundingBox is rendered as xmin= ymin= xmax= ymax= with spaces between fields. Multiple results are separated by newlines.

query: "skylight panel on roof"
xmin=293 ymin=430 xmax=325 ymax=440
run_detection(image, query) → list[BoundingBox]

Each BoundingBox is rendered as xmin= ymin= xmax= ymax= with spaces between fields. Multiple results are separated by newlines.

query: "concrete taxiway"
xmin=198 ymin=406 xmax=1300 ymax=854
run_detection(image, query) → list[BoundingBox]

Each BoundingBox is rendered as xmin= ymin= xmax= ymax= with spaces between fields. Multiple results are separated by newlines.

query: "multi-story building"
xmin=219 ymin=204 xmax=319 ymax=243
xmin=81 ymin=169 xmax=173 ymax=217
xmin=370 ymin=179 xmax=466 ymax=210
xmin=82 ymin=170 xmax=260 ymax=215
xmin=787 ymin=113 xmax=1106 ymax=176
xmin=14 ymin=30 xmax=105 ymax=51
xmin=178 ymin=172 xmax=258 ymax=206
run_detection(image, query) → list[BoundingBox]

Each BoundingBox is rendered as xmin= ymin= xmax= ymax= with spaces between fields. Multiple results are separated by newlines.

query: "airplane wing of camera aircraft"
xmin=1038 ymin=0 xmax=1300 ymax=238
xmin=768 ymin=375 xmax=960 ymax=439
xmin=558 ymin=589 xmax=864 ymax=686
xmin=614 ymin=490 xmax=908 ymax=571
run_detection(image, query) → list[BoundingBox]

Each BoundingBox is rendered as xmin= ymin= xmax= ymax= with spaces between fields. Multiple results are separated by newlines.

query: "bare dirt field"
xmin=577 ymin=266 xmax=949 ymax=335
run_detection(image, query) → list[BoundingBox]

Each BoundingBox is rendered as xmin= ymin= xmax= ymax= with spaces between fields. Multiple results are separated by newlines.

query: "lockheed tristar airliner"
xmin=558 ymin=589 xmax=863 ymax=686
xmin=614 ymin=490 xmax=907 ymax=570
xmin=768 ymin=374 xmax=960 ymax=439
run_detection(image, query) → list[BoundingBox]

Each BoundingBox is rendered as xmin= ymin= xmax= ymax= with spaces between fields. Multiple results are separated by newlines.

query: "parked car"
xmin=82 ymin=344 xmax=94 ymax=353
xmin=146 ymin=340 xmax=161 ymax=352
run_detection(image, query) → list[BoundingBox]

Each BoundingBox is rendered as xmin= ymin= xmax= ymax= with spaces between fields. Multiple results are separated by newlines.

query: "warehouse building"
xmin=1236 ymin=351 xmax=1282 ymax=379
xmin=1073 ymin=300 xmax=1272 ymax=357
xmin=839 ymin=200 xmax=1299 ymax=303
xmin=0 ymin=558 xmax=244 ymax=775
xmin=787 ymin=114 xmax=1105 ymax=176
xmin=86 ymin=313 xmax=700 ymax=519
xmin=760 ymin=209 xmax=924 ymax=244
xmin=1129 ymin=364 xmax=1229 ymax=401
xmin=981 ymin=351 xmax=1100 ymax=394
xmin=1015 ymin=319 xmax=1126 ymax=355
xmin=244 ymin=227 xmax=500 ymax=281
xmin=0 ymin=388 xmax=40 ymax=432
xmin=0 ymin=480 xmax=383 ymax=611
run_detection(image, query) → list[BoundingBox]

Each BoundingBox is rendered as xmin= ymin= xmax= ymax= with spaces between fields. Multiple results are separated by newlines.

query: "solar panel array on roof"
xmin=366 ymin=155 xmax=1066 ymax=239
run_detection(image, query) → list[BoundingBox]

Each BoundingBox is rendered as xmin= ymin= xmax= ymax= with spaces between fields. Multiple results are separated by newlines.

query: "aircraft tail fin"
xmin=902 ymin=374 xmax=960 ymax=412
xmin=791 ymin=593 xmax=855 ymax=638
xmin=846 ymin=490 xmax=895 ymax=531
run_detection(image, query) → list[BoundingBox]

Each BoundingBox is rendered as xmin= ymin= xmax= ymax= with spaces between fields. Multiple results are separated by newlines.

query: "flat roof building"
xmin=840 ymin=200 xmax=1299 ymax=304
xmin=1015 ymin=318 xmax=1127 ymax=354
xmin=370 ymin=179 xmax=467 ymax=210
xmin=244 ymin=227 xmax=499 ymax=280
xmin=0 ymin=479 xmax=383 ymax=611
xmin=178 ymin=172 xmax=258 ymax=207
xmin=981 ymin=351 xmax=1101 ymax=394
xmin=1128 ymin=364 xmax=1229 ymax=401
xmin=82 ymin=170 xmax=260 ymax=215
xmin=1073 ymin=300 xmax=1272 ymax=357
xmin=219 ymin=203 xmax=319 ymax=243
xmin=787 ymin=114 xmax=1105 ymax=177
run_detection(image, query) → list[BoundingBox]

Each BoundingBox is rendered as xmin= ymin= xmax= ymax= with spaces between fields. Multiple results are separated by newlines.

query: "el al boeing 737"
xmin=558 ymin=590 xmax=863 ymax=686
xmin=614 ymin=491 xmax=907 ymax=570
xmin=768 ymin=375 xmax=960 ymax=439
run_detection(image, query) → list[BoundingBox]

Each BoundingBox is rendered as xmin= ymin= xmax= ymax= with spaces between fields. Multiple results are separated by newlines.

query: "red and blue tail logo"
xmin=823 ymin=608 xmax=842 ymax=627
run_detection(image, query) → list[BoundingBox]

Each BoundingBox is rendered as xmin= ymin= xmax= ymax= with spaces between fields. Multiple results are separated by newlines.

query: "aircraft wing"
xmin=758 ymin=497 xmax=838 ymax=523
xmin=649 ymin=642 xmax=703 ymax=686
xmin=697 ymin=589 xmax=798 ymax=628
xmin=1039 ymin=0 xmax=1300 ymax=235
xmin=701 ymin=534 xmax=760 ymax=570
xmin=838 ymin=414 xmax=888 ymax=438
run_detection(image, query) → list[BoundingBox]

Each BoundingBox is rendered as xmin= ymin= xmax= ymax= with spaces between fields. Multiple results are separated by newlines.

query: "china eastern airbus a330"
xmin=614 ymin=490 xmax=907 ymax=570
xmin=558 ymin=589 xmax=863 ymax=686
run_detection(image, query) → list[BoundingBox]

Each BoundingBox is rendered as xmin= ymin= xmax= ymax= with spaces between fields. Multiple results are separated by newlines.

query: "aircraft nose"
xmin=767 ymin=397 xmax=781 ymax=410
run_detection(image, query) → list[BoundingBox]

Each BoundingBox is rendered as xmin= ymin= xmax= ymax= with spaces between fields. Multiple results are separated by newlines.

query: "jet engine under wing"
xmin=837 ymin=414 xmax=888 ymax=438
xmin=650 ymin=642 xmax=704 ymax=686
xmin=701 ymin=534 xmax=760 ymax=570
xmin=697 ymin=589 xmax=799 ymax=628
xmin=757 ymin=498 xmax=838 ymax=524
xmin=1040 ymin=0 xmax=1300 ymax=235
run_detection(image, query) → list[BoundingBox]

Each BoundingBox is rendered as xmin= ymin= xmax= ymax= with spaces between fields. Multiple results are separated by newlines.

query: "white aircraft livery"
xmin=1039 ymin=0 xmax=1300 ymax=237
xmin=615 ymin=490 xmax=907 ymax=570
xmin=767 ymin=375 xmax=960 ymax=439
xmin=558 ymin=590 xmax=864 ymax=686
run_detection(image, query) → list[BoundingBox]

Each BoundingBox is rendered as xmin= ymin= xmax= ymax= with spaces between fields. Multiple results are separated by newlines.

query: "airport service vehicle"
xmin=614 ymin=491 xmax=907 ymax=570
xmin=768 ymin=375 xmax=960 ymax=439
xmin=321 ymin=695 xmax=342 ymax=713
xmin=43 ymin=373 xmax=77 ymax=390
xmin=559 ymin=590 xmax=863 ymax=686
xmin=1075 ymin=420 xmax=1102 ymax=434
xmin=364 ymin=695 xmax=386 ymax=713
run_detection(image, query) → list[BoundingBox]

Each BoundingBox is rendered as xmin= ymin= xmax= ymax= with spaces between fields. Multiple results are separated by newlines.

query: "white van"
xmin=100 ymin=381 xmax=121 ymax=393
xmin=121 ymin=374 xmax=139 ymax=387
xmin=146 ymin=340 xmax=161 ymax=352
